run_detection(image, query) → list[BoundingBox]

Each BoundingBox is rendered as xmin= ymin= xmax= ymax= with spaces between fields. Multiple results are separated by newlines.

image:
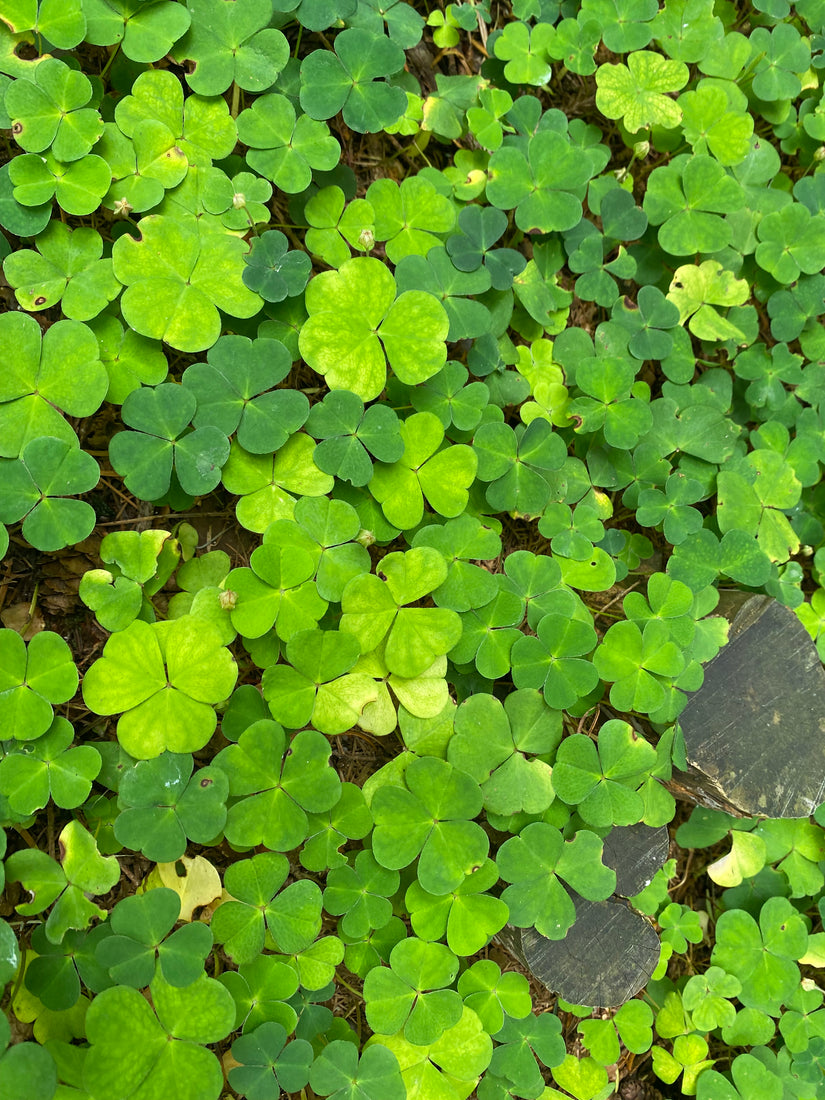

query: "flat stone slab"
xmin=674 ymin=596 xmax=825 ymax=819
xmin=497 ymin=895 xmax=660 ymax=1009
xmin=496 ymin=824 xmax=667 ymax=1008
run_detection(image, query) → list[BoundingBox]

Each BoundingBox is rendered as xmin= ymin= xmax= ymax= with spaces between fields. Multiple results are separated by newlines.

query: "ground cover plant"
xmin=3 ymin=0 xmax=825 ymax=1097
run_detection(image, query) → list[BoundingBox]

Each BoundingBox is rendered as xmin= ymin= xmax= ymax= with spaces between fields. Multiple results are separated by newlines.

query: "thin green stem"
xmin=99 ymin=42 xmax=121 ymax=81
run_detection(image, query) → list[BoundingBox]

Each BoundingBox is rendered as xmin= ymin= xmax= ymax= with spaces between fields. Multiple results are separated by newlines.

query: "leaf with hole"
xmin=213 ymin=719 xmax=341 ymax=851
xmin=172 ymin=0 xmax=288 ymax=95
xmin=5 ymin=57 xmax=102 ymax=160
xmin=114 ymin=751 xmax=228 ymax=862
xmin=405 ymin=858 xmax=509 ymax=956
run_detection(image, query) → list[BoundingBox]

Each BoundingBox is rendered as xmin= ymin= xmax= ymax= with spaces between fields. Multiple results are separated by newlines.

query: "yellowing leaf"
xmin=707 ymin=831 xmax=766 ymax=888
xmin=142 ymin=855 xmax=222 ymax=921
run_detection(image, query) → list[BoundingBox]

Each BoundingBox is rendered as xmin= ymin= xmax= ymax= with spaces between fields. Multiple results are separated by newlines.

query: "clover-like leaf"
xmin=362 ymin=936 xmax=462 ymax=1045
xmin=6 ymin=57 xmax=102 ymax=160
xmin=3 ymin=220 xmax=120 ymax=319
xmin=487 ymin=129 xmax=599 ymax=234
xmin=0 ymin=629 xmax=78 ymax=743
xmin=109 ymin=383 xmax=230 ymax=501
xmin=0 ymin=435 xmax=99 ymax=551
xmin=305 ymin=389 xmax=404 ymax=487
xmin=489 ymin=1012 xmax=567 ymax=1096
xmin=510 ymin=603 xmax=600 ymax=713
xmin=712 ymin=896 xmax=808 ymax=1016
xmin=406 ymin=859 xmax=509 ymax=956
xmin=323 ymin=850 xmax=399 ymax=941
xmin=83 ymin=978 xmax=233 ymax=1100
xmin=299 ymin=257 xmax=449 ymax=402
xmin=667 ymin=260 xmax=750 ymax=342
xmin=493 ymin=21 xmax=555 ymax=86
xmin=551 ymin=722 xmax=658 ymax=828
xmin=181 ymin=334 xmax=303 ymax=455
xmin=304 ymin=185 xmax=375 ymax=267
xmin=82 ymin=617 xmax=238 ymax=759
xmin=228 ymin=1021 xmax=314 ymax=1099
xmin=411 ymin=513 xmax=500 ymax=615
xmin=366 ymin=175 xmax=456 ymax=264
xmin=214 ymin=719 xmax=342 ymax=851
xmin=1 ymin=0 xmax=87 ymax=49
xmin=115 ymin=67 xmax=237 ymax=165
xmin=6 ymin=819 xmax=120 ymax=943
xmin=366 ymin=1006 xmax=492 ymax=1098
xmin=473 ymin=417 xmax=567 ymax=517
xmin=369 ymin=411 xmax=478 ymax=530
xmin=340 ymin=547 xmax=462 ymax=678
xmin=595 ymin=50 xmax=688 ymax=132
xmin=221 ymin=434 xmax=334 ymax=533
xmin=0 ymin=715 xmax=100 ymax=816
xmin=114 ymin=751 xmax=228 ymax=862
xmin=172 ymin=0 xmax=289 ymax=95
xmin=370 ymin=755 xmax=487 ymax=895
xmin=200 ymin=167 xmax=272 ymax=231
xmin=395 ymin=246 xmax=492 ymax=342
xmin=750 ymin=23 xmax=810 ymax=101
xmin=237 ymin=93 xmax=340 ymax=194
xmin=0 ymin=312 xmax=107 ymax=457
xmin=449 ymin=583 xmax=527 ymax=680
xmin=83 ymin=0 xmax=192 ymax=62
xmin=96 ymin=118 xmax=187 ymax=215
xmin=242 ymin=230 xmax=312 ymax=302
xmin=644 ymin=154 xmax=745 ymax=256
xmin=755 ymin=203 xmax=825 ymax=286
xmin=223 ymin=541 xmax=326 ymax=641
xmin=299 ymin=29 xmax=407 ymax=134
xmin=594 ymin=620 xmax=686 ymax=716
xmin=112 ymin=214 xmax=262 ymax=352
xmin=95 ymin=887 xmax=213 ymax=988
xmin=220 ymin=953 xmax=300 ymax=1032
xmin=8 ymin=148 xmax=112 ymax=217
xmin=458 ymin=959 xmax=531 ymax=1035
xmin=310 ymin=1040 xmax=405 ymax=1100
xmin=447 ymin=690 xmax=560 ymax=816
xmin=89 ymin=315 xmax=168 ymax=404
xmin=262 ymin=628 xmax=379 ymax=735
xmin=678 ymin=83 xmax=753 ymax=166
xmin=497 ymin=822 xmax=616 ymax=939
